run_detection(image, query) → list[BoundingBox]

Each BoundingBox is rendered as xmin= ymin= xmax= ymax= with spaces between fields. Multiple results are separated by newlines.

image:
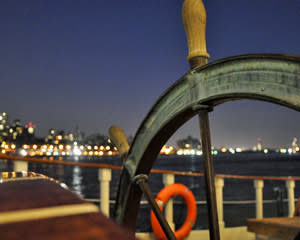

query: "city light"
xmin=0 ymin=111 xmax=299 ymax=160
xmin=177 ymin=149 xmax=183 ymax=155
xmin=73 ymin=148 xmax=81 ymax=156
xmin=196 ymin=150 xmax=202 ymax=156
xmin=280 ymin=148 xmax=287 ymax=154
xmin=20 ymin=149 xmax=27 ymax=156
xmin=236 ymin=148 xmax=242 ymax=153
xmin=229 ymin=148 xmax=235 ymax=154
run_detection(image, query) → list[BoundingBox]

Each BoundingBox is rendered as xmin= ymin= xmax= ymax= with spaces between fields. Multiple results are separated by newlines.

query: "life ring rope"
xmin=150 ymin=183 xmax=197 ymax=240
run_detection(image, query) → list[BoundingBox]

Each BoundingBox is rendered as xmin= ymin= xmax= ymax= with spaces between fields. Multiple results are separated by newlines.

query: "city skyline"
xmin=0 ymin=1 xmax=299 ymax=149
xmin=0 ymin=110 xmax=298 ymax=150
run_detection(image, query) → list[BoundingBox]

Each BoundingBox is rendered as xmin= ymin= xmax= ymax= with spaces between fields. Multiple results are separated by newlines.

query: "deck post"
xmin=163 ymin=173 xmax=175 ymax=230
xmin=254 ymin=180 xmax=264 ymax=219
xmin=99 ymin=168 xmax=112 ymax=217
xmin=215 ymin=177 xmax=225 ymax=237
xmin=13 ymin=160 xmax=28 ymax=172
xmin=286 ymin=180 xmax=295 ymax=217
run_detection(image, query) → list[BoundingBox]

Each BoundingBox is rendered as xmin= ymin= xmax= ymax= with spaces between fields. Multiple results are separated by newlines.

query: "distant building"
xmin=177 ymin=136 xmax=201 ymax=150
xmin=11 ymin=119 xmax=23 ymax=140
xmin=45 ymin=127 xmax=84 ymax=145
xmin=85 ymin=133 xmax=112 ymax=147
xmin=292 ymin=137 xmax=298 ymax=153
xmin=25 ymin=122 xmax=36 ymax=135
xmin=0 ymin=112 xmax=9 ymax=141
xmin=74 ymin=126 xmax=84 ymax=143
xmin=257 ymin=137 xmax=262 ymax=151
xmin=45 ymin=128 xmax=56 ymax=143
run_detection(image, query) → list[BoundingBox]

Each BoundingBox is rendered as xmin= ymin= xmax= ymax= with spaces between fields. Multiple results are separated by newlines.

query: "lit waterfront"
xmin=1 ymin=140 xmax=300 ymax=159
xmin=0 ymin=141 xmax=118 ymax=158
xmin=1 ymin=111 xmax=300 ymax=158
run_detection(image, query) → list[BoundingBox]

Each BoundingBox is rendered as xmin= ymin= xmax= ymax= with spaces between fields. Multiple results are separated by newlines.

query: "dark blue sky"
xmin=0 ymin=1 xmax=299 ymax=148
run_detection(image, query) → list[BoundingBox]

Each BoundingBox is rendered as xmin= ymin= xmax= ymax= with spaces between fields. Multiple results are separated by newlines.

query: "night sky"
xmin=0 ymin=1 xmax=299 ymax=149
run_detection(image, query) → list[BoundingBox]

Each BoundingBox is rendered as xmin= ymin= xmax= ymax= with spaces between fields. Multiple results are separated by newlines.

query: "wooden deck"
xmin=247 ymin=217 xmax=300 ymax=240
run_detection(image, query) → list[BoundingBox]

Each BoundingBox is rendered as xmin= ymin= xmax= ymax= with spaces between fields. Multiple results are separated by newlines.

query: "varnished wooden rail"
xmin=216 ymin=174 xmax=300 ymax=181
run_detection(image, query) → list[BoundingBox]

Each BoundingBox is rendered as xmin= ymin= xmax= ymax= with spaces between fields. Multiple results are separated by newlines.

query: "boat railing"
xmin=0 ymin=153 xmax=299 ymax=232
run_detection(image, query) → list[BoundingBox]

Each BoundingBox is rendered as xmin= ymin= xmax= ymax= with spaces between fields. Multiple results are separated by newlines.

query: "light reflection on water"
xmin=72 ymin=165 xmax=83 ymax=197
xmin=56 ymin=164 xmax=64 ymax=183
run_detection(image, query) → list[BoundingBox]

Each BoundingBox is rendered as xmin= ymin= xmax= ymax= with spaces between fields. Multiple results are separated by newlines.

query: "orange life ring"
xmin=150 ymin=183 xmax=197 ymax=240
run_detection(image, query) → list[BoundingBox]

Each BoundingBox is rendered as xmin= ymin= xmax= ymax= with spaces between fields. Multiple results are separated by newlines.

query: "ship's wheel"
xmin=109 ymin=1 xmax=300 ymax=239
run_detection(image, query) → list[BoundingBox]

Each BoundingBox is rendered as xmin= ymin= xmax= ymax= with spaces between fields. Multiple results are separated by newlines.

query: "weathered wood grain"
xmin=247 ymin=217 xmax=300 ymax=240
